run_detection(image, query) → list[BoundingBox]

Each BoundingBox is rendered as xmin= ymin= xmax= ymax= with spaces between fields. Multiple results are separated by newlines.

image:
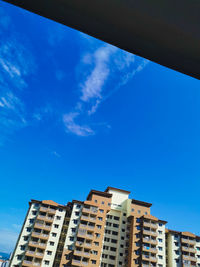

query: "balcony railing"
xmin=143 ymin=230 xmax=157 ymax=236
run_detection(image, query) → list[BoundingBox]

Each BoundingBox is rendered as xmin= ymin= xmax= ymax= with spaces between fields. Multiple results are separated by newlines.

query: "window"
xmin=94 ymin=242 xmax=99 ymax=246
xmin=71 ymin=228 xmax=76 ymax=233
xmin=47 ymin=251 xmax=52 ymax=255
xmin=24 ymin=236 xmax=29 ymax=241
xmin=101 ymin=201 xmax=105 ymax=204
xmin=98 ymin=217 xmax=103 ymax=221
xmin=158 ymin=255 xmax=163 ymax=259
xmin=96 ymin=233 xmax=100 ymax=238
xmin=144 ymin=212 xmax=148 ymax=215
xmin=136 ymin=226 xmax=141 ymax=230
xmin=54 ymin=224 xmax=59 ymax=228
xmin=92 ymin=260 xmax=96 ymax=264
xmin=58 ymin=208 xmax=63 ymax=212
xmin=120 ymin=253 xmax=123 ymax=256
xmin=34 ymin=203 xmax=39 ymax=208
xmin=158 ymin=230 xmax=162 ymax=234
xmin=20 ymin=245 xmax=26 ymax=251
xmin=113 ymin=223 xmax=119 ymax=228
xmin=158 ymin=238 xmax=163 ymax=242
xmin=112 ymin=231 xmax=118 ymax=235
xmin=158 ymin=246 xmax=163 ymax=251
xmin=103 ymin=245 xmax=109 ymax=250
xmin=100 ymin=209 xmax=104 ymax=213
xmin=56 ymin=216 xmax=61 ymax=220
xmin=131 ymin=208 xmax=134 ymax=212
xmin=50 ymin=241 xmax=54 ymax=246
xmin=122 ymin=229 xmax=125 ymax=232
xmin=109 ymin=255 xmax=115 ymax=260
xmin=73 ymin=219 xmax=78 ymax=224
xmin=104 ymin=237 xmax=110 ymax=242
xmin=114 ymin=216 xmax=120 ymax=221
xmin=44 ymin=261 xmax=50 ymax=265
xmin=95 ymin=200 xmax=98 ymax=203
xmin=136 ymin=218 xmax=140 ymax=223
xmin=76 ymin=204 xmax=81 ymax=209
xmin=26 ymin=227 xmax=31 ymax=232
xmin=17 ymin=255 xmax=22 ymax=260
xmin=138 ymin=210 xmax=141 ymax=214
xmin=111 ymin=239 xmax=117 ymax=243
xmin=75 ymin=212 xmax=80 ymax=216
xmin=52 ymin=232 xmax=57 ymax=237
xmin=32 ymin=210 xmax=37 ymax=215
xmin=110 ymin=247 xmax=116 ymax=252
xmin=159 ymin=223 xmax=163 ymax=227
xmin=122 ymin=221 xmax=126 ymax=224
xmin=97 ymin=225 xmax=102 ymax=229
xmin=70 ymin=236 xmax=74 ymax=241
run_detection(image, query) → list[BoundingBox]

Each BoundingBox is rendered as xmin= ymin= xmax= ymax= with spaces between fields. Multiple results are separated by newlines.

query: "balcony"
xmin=72 ymin=259 xmax=82 ymax=266
xmin=142 ymin=254 xmax=157 ymax=263
xmin=29 ymin=241 xmax=46 ymax=248
xmin=143 ymin=230 xmax=157 ymax=237
xmin=37 ymin=215 xmax=54 ymax=222
xmin=32 ymin=232 xmax=49 ymax=240
xmin=25 ymin=251 xmax=44 ymax=259
xmin=143 ymin=221 xmax=158 ymax=229
xmin=82 ymin=207 xmax=98 ymax=214
xmin=34 ymin=223 xmax=51 ymax=230
xmin=22 ymin=261 xmax=41 ymax=267
xmin=182 ymin=246 xmax=196 ymax=253
xmin=143 ymin=246 xmax=157 ymax=253
xmin=181 ymin=238 xmax=196 ymax=245
xmin=74 ymin=250 xmax=90 ymax=258
xmin=143 ymin=238 xmax=157 ymax=245
xmin=22 ymin=260 xmax=33 ymax=266
xmin=182 ymin=255 xmax=197 ymax=262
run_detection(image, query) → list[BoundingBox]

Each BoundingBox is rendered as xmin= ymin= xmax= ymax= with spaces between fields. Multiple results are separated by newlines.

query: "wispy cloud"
xmin=63 ymin=37 xmax=148 ymax=136
xmin=80 ymin=45 xmax=117 ymax=102
xmin=0 ymin=7 xmax=36 ymax=145
xmin=63 ymin=112 xmax=94 ymax=136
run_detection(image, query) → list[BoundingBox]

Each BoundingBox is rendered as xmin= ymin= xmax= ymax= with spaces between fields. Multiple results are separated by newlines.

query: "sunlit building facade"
xmin=10 ymin=187 xmax=200 ymax=267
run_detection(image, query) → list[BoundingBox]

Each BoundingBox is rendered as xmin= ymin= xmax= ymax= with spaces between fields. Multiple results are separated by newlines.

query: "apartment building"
xmin=10 ymin=187 xmax=200 ymax=267
xmin=10 ymin=200 xmax=71 ymax=267
xmin=166 ymin=229 xmax=200 ymax=267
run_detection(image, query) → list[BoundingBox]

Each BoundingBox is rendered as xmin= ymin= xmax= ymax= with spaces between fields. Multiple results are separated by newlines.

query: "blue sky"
xmin=0 ymin=1 xmax=200 ymax=253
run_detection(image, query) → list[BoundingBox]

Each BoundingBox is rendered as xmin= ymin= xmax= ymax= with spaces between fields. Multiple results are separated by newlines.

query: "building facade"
xmin=10 ymin=187 xmax=200 ymax=267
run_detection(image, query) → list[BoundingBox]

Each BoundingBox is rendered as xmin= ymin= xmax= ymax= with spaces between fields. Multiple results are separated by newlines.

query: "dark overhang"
xmin=2 ymin=0 xmax=200 ymax=79
xmin=105 ymin=187 xmax=131 ymax=194
xmin=132 ymin=199 xmax=152 ymax=207
xmin=87 ymin=190 xmax=112 ymax=200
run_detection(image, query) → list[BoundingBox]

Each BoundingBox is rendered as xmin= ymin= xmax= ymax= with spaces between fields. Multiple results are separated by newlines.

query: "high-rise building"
xmin=10 ymin=187 xmax=200 ymax=267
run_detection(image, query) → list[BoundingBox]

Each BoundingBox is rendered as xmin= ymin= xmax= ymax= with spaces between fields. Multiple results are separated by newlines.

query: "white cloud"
xmin=80 ymin=45 xmax=117 ymax=102
xmin=63 ymin=112 xmax=94 ymax=136
xmin=0 ymin=7 xmax=36 ymax=145
xmin=63 ymin=40 xmax=149 ymax=137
